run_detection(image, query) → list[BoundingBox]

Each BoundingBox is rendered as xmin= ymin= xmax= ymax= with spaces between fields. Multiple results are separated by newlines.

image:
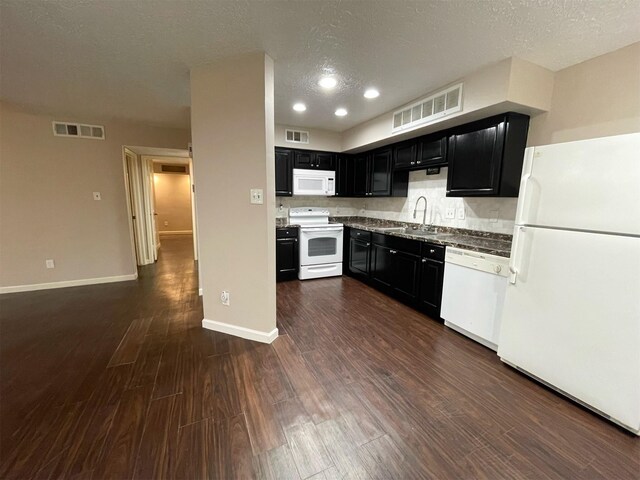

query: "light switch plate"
xmin=250 ymin=189 xmax=264 ymax=205
xmin=46 ymin=259 xmax=55 ymax=269
xmin=93 ymin=192 xmax=101 ymax=201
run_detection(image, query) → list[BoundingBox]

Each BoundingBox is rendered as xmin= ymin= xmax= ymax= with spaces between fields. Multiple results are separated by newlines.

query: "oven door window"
xmin=307 ymin=237 xmax=337 ymax=256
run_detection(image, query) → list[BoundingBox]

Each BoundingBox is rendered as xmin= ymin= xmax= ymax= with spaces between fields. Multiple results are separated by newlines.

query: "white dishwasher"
xmin=441 ymin=247 xmax=510 ymax=351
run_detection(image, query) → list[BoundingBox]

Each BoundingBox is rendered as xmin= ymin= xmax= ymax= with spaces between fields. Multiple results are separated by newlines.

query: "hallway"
xmin=1 ymin=235 xmax=638 ymax=479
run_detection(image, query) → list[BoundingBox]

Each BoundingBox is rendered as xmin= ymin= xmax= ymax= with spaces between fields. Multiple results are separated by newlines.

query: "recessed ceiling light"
xmin=319 ymin=76 xmax=338 ymax=89
xmin=364 ymin=88 xmax=380 ymax=99
xmin=293 ymin=103 xmax=306 ymax=112
xmin=335 ymin=108 xmax=348 ymax=117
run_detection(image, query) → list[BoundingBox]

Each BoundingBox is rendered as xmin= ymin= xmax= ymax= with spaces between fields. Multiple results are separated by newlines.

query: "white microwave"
xmin=292 ymin=168 xmax=336 ymax=196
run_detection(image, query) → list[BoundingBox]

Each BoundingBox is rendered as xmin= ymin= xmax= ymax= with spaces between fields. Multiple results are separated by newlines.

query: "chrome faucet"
xmin=413 ymin=196 xmax=429 ymax=230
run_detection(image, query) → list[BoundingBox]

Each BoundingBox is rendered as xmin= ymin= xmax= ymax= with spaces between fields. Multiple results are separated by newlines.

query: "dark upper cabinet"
xmin=347 ymin=148 xmax=407 ymax=197
xmin=393 ymin=140 xmax=418 ymax=169
xmin=351 ymin=155 xmax=369 ymax=196
xmin=293 ymin=150 xmax=315 ymax=169
xmin=335 ymin=155 xmax=350 ymax=197
xmin=314 ymin=152 xmax=336 ymax=170
xmin=293 ymin=149 xmax=336 ymax=170
xmin=447 ymin=112 xmax=529 ymax=197
xmin=276 ymin=227 xmax=299 ymax=282
xmin=275 ymin=148 xmax=293 ymax=197
xmin=394 ymin=134 xmax=446 ymax=170
xmin=417 ymin=134 xmax=447 ymax=167
xmin=369 ymin=148 xmax=393 ymax=196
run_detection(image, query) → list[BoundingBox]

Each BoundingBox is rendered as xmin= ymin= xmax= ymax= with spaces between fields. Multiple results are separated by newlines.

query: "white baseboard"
xmin=159 ymin=230 xmax=193 ymax=235
xmin=198 ymin=288 xmax=203 ymax=296
xmin=202 ymin=318 xmax=278 ymax=344
xmin=0 ymin=273 xmax=138 ymax=294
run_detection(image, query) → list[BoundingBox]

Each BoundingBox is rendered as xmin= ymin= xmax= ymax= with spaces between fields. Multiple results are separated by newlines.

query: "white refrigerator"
xmin=498 ymin=132 xmax=640 ymax=434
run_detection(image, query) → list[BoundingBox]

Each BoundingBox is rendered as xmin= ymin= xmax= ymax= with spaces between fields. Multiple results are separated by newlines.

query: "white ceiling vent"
xmin=52 ymin=121 xmax=105 ymax=140
xmin=285 ymin=129 xmax=309 ymax=144
xmin=392 ymin=83 xmax=463 ymax=133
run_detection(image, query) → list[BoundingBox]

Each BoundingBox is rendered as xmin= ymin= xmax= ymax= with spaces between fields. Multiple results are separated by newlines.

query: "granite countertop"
xmin=276 ymin=216 xmax=512 ymax=258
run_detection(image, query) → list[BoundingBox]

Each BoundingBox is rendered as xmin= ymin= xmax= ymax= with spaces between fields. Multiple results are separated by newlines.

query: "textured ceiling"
xmin=1 ymin=0 xmax=639 ymax=131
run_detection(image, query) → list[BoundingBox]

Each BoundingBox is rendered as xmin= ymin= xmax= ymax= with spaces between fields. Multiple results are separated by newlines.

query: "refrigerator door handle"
xmin=509 ymin=226 xmax=526 ymax=284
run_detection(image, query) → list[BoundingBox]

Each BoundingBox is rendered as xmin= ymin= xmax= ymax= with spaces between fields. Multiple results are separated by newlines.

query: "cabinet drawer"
xmin=276 ymin=227 xmax=299 ymax=239
xmin=421 ymin=243 xmax=445 ymax=261
xmin=350 ymin=229 xmax=371 ymax=241
xmin=371 ymin=233 xmax=421 ymax=256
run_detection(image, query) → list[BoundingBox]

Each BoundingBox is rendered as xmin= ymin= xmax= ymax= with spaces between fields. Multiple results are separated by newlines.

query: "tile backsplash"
xmin=276 ymin=168 xmax=518 ymax=234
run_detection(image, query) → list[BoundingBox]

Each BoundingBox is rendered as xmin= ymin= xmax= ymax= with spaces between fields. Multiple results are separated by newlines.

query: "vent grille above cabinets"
xmin=392 ymin=83 xmax=463 ymax=133
xmin=285 ymin=129 xmax=309 ymax=144
xmin=52 ymin=121 xmax=105 ymax=139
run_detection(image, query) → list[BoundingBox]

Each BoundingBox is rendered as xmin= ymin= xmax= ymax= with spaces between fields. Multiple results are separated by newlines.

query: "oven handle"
xmin=300 ymin=226 xmax=344 ymax=232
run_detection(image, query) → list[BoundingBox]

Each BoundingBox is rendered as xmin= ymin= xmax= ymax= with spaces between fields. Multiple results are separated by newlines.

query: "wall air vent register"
xmin=392 ymin=83 xmax=463 ymax=133
xmin=285 ymin=129 xmax=309 ymax=144
xmin=52 ymin=121 xmax=105 ymax=139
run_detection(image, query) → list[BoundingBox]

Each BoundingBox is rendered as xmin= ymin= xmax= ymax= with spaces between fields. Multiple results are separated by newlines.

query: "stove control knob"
xmin=494 ymin=265 xmax=502 ymax=273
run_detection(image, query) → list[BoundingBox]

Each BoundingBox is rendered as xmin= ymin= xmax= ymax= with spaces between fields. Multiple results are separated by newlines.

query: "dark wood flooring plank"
xmin=132 ymin=393 xmax=182 ymax=479
xmin=127 ymin=334 xmax=166 ymax=389
xmin=272 ymin=334 xmax=339 ymax=424
xmin=47 ymin=404 xmax=119 ymax=479
xmin=231 ymin=338 xmax=287 ymax=455
xmin=107 ymin=317 xmax=153 ymax=366
xmin=152 ymin=333 xmax=190 ymax=399
xmin=92 ymin=385 xmax=153 ymax=480
xmin=257 ymin=444 xmax=301 ymax=480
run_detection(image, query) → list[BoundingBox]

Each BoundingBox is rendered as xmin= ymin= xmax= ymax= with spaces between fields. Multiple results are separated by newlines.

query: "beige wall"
xmin=191 ymin=53 xmax=276 ymax=339
xmin=153 ymin=173 xmax=192 ymax=233
xmin=0 ymin=101 xmax=190 ymax=289
xmin=528 ymin=42 xmax=640 ymax=146
xmin=274 ymin=124 xmax=342 ymax=151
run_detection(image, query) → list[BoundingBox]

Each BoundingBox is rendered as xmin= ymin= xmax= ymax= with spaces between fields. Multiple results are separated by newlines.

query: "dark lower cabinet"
xmin=344 ymin=231 xmax=444 ymax=320
xmin=276 ymin=227 xmax=299 ymax=282
xmin=418 ymin=257 xmax=444 ymax=317
xmin=348 ymin=229 xmax=371 ymax=280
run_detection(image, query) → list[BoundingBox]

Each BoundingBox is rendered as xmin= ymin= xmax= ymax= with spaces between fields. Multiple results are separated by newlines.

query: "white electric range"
xmin=289 ymin=207 xmax=343 ymax=280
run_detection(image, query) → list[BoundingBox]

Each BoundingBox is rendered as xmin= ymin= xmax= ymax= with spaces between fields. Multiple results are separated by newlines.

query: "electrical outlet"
xmin=456 ymin=207 xmax=465 ymax=220
xmin=250 ymin=189 xmax=263 ymax=205
xmin=445 ymin=207 xmax=456 ymax=219
xmin=92 ymin=192 xmax=101 ymax=201
xmin=164 ymin=221 xmax=169 ymax=226
xmin=489 ymin=210 xmax=499 ymax=223
xmin=45 ymin=259 xmax=55 ymax=269
xmin=220 ymin=290 xmax=230 ymax=306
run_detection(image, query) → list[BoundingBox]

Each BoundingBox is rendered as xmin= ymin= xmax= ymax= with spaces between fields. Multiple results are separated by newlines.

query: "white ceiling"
xmin=1 ymin=1 xmax=639 ymax=132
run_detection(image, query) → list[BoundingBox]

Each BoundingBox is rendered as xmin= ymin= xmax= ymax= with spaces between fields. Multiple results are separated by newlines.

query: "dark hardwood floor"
xmin=1 ymin=235 xmax=638 ymax=479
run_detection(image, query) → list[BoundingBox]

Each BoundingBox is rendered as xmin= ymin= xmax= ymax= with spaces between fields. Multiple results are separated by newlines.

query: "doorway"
xmin=122 ymin=146 xmax=199 ymax=269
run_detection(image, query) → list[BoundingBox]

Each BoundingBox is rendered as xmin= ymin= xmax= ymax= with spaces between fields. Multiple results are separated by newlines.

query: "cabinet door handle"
xmin=294 ymin=239 xmax=298 ymax=242
xmin=366 ymin=243 xmax=370 ymax=246
xmin=422 ymin=258 xmax=427 ymax=263
xmin=417 ymin=160 xmax=422 ymax=164
xmin=390 ymin=249 xmax=397 ymax=254
xmin=430 ymin=249 xmax=435 ymax=253
xmin=410 ymin=161 xmax=415 ymax=165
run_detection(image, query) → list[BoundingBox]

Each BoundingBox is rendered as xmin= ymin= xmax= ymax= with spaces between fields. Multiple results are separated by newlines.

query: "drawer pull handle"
xmin=430 ymin=249 xmax=435 ymax=253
